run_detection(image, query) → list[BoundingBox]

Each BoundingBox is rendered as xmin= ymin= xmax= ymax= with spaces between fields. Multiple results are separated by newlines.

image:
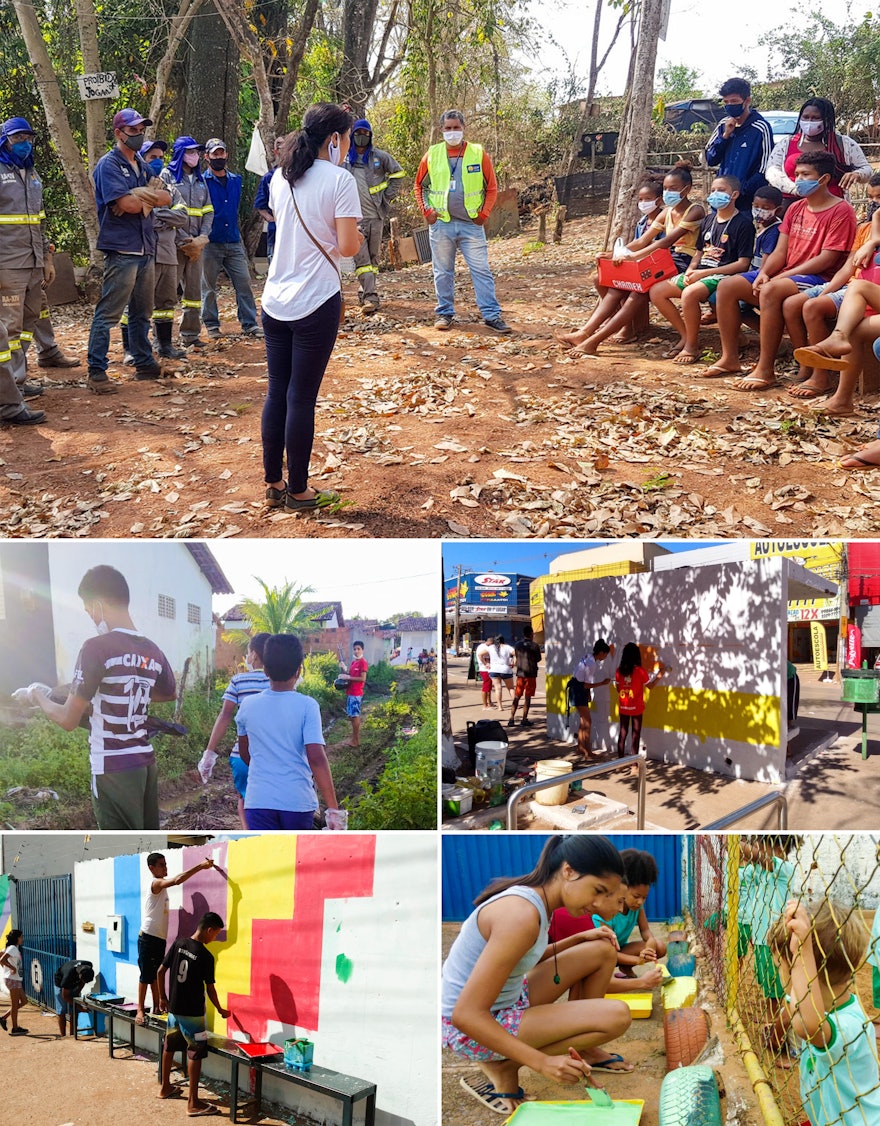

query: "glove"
xmin=43 ymin=255 xmax=56 ymax=288
xmin=12 ymin=682 xmax=52 ymax=705
xmin=198 ymin=749 xmax=218 ymax=784
xmin=180 ymin=235 xmax=208 ymax=262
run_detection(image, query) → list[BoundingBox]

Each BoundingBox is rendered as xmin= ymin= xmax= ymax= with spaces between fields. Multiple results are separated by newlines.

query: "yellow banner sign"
xmin=811 ymin=620 xmax=829 ymax=671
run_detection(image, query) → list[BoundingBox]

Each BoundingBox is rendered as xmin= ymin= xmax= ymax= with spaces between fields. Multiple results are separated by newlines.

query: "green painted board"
xmin=505 ymin=1100 xmax=644 ymax=1125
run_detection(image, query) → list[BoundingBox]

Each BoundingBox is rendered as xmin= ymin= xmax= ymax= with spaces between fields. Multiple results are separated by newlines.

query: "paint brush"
xmin=568 ymin=1047 xmax=614 ymax=1107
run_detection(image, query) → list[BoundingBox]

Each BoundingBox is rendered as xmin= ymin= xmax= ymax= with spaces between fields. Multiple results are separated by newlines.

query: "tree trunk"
xmin=182 ymin=2 xmax=239 ymax=153
xmin=274 ymin=0 xmax=321 ymax=133
xmin=10 ymin=0 xmax=101 ymax=264
xmin=605 ymin=0 xmax=664 ymax=250
xmin=212 ymin=0 xmax=277 ymax=154
xmin=335 ymin=0 xmax=379 ymax=116
xmin=74 ymin=0 xmax=107 ymax=175
xmin=149 ymin=0 xmax=208 ymax=133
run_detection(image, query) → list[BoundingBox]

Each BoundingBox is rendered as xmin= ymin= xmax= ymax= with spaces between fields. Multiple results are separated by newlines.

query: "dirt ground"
xmin=0 ymin=1005 xmax=297 ymax=1125
xmin=443 ymin=657 xmax=880 ymax=831
xmin=440 ymin=921 xmax=763 ymax=1126
xmin=7 ymin=216 xmax=880 ymax=539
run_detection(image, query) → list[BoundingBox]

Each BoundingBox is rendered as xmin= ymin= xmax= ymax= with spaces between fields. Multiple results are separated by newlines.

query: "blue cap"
xmin=1 ymin=117 xmax=34 ymax=137
xmin=113 ymin=108 xmax=152 ymax=130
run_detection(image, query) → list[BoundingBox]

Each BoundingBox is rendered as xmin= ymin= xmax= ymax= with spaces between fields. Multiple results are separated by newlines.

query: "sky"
xmin=210 ymin=540 xmax=439 ymax=622
xmin=442 ymin=541 xmax=719 ymax=580
xmin=522 ymin=0 xmax=851 ymax=99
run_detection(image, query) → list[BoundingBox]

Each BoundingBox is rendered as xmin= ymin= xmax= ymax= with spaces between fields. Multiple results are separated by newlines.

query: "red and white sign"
xmin=846 ymin=624 xmax=862 ymax=669
xmin=474 ymin=574 xmax=512 ymax=588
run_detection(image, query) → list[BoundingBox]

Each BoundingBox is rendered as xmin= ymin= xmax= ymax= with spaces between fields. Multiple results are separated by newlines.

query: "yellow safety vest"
xmin=425 ymin=142 xmax=485 ymax=222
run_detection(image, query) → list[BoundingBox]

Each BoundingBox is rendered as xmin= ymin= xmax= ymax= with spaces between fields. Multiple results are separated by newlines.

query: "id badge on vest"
xmin=449 ymin=179 xmax=456 ymax=191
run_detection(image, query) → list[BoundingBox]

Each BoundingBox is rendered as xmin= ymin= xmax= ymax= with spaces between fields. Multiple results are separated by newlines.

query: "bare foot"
xmin=672 ymin=348 xmax=700 ymax=365
xmin=839 ymin=442 xmax=880 ymax=469
xmin=611 ymin=330 xmax=636 ymax=343
xmin=555 ymin=331 xmax=586 ymax=349
xmin=813 ymin=330 xmax=852 ymax=360
xmin=136 ymin=1010 xmax=146 ymax=1026
xmin=158 ymin=1085 xmax=177 ymax=1099
xmin=786 ymin=378 xmax=832 ymax=399
xmin=570 ymin=342 xmax=600 ymax=357
xmin=812 ymin=396 xmax=854 ymax=416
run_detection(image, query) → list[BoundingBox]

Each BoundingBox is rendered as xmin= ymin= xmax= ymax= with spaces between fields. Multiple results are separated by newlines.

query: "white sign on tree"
xmin=76 ymin=73 xmax=119 ymax=101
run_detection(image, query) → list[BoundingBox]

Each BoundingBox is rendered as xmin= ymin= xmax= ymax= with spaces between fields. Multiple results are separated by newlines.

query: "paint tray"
xmin=238 ymin=1042 xmax=283 ymax=1059
xmin=505 ymin=1100 xmax=644 ymax=1125
xmin=605 ymin=992 xmax=652 ymax=1018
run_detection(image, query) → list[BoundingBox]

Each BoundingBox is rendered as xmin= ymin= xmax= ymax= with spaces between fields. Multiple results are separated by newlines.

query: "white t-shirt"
xmin=142 ymin=881 xmax=169 ymax=940
xmin=575 ymin=654 xmax=598 ymax=683
xmin=2 ymin=944 xmax=22 ymax=983
xmin=487 ymin=644 xmax=515 ymax=675
xmin=262 ymin=160 xmax=362 ymax=322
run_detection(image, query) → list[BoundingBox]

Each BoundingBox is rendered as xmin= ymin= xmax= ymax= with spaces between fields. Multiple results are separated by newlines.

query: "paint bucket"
xmin=534 ymin=759 xmax=574 ymax=805
xmin=283 ymin=1037 xmax=314 ymax=1071
xmin=443 ymin=786 xmax=473 ymax=817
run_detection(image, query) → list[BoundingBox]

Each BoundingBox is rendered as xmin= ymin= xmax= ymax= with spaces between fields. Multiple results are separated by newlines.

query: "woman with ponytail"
xmin=260 ymin=103 xmax=364 ymax=512
xmin=443 ymin=835 xmax=634 ymax=1115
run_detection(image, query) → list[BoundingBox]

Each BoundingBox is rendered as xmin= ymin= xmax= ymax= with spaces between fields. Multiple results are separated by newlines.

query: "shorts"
xmin=229 ymin=752 xmax=249 ymax=800
xmin=787 ymin=274 xmax=830 ymax=291
xmin=55 ymin=985 xmax=78 ymax=1016
xmin=3 ymin=975 xmax=22 ymax=993
xmin=479 ymin=671 xmax=492 ymax=691
xmin=515 ymin=676 xmax=537 ymax=699
xmin=754 ymin=944 xmax=785 ymax=1000
xmin=489 ymin=672 xmax=512 ymax=681
xmin=671 ymin=273 xmax=725 ymax=296
xmin=165 ymin=1012 xmax=209 ymax=1059
xmin=569 ymin=680 xmax=591 ymax=708
xmin=244 ymin=808 xmax=317 ymax=830
xmin=137 ymin=931 xmax=166 ymax=985
xmin=92 ymin=761 xmax=159 ymax=831
xmin=442 ymin=981 xmax=529 ymax=1061
xmin=803 ymin=283 xmax=847 ymax=309
xmin=346 ymin=695 xmax=363 ymax=718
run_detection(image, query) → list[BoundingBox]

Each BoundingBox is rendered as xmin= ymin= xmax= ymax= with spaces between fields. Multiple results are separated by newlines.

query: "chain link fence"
xmin=690 ymin=834 xmax=880 ymax=1126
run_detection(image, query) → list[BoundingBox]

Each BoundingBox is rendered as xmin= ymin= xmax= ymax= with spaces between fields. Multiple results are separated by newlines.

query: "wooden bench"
xmin=255 ymin=1057 xmax=377 ymax=1126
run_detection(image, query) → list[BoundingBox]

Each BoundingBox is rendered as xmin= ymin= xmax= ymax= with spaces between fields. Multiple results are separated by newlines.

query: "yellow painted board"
xmin=605 ymin=992 xmax=652 ymax=1018
xmin=545 ymin=675 xmax=781 ymax=747
xmin=661 ymin=976 xmax=698 ymax=1011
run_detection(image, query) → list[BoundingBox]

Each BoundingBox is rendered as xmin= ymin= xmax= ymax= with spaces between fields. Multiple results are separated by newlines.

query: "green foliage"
xmin=298 ymin=651 xmax=345 ymax=715
xmin=0 ymin=717 xmax=91 ymax=797
xmin=346 ymin=682 xmax=437 ymax=830
xmin=657 ymin=64 xmax=704 ymax=101
xmin=232 ymin=578 xmax=317 ymax=640
xmin=366 ymin=660 xmax=397 ymax=695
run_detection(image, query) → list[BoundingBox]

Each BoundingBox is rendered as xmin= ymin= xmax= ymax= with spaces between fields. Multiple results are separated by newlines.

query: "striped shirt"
xmin=72 ymin=629 xmax=175 ymax=777
xmin=222 ymin=670 xmax=271 ymax=759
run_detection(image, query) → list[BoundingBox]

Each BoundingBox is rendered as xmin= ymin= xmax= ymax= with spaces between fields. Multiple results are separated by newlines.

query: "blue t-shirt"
xmin=93 ymin=147 xmax=156 ymax=254
xmin=254 ymin=168 xmax=276 ymax=254
xmin=205 ymin=169 xmax=243 ymax=243
xmin=222 ymin=670 xmax=270 ymax=760
xmin=593 ymin=905 xmax=641 ymax=947
xmin=752 ymin=220 xmax=781 ymax=269
xmin=236 ymin=689 xmax=325 ymax=812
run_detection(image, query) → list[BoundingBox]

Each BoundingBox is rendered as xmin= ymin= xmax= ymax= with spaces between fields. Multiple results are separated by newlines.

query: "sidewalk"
xmin=445 ymin=658 xmax=880 ymax=830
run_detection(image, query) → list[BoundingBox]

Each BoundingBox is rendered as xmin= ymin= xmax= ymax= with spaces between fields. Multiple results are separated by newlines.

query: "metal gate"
xmin=16 ymin=874 xmax=75 ymax=1008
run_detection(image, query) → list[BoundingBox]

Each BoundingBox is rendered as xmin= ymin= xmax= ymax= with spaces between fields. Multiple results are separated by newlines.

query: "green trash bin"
xmin=841 ymin=670 xmax=880 ymax=705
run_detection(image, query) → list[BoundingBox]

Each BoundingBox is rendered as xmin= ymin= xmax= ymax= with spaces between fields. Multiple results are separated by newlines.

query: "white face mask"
xmin=245 ymin=655 xmax=255 ymax=671
xmin=443 ymin=130 xmax=464 ymax=146
xmin=799 ymin=119 xmax=824 ymax=138
xmin=328 ymin=134 xmax=342 ymax=165
xmin=89 ymin=602 xmax=109 ymax=635
xmin=637 ymin=199 xmax=656 ymax=214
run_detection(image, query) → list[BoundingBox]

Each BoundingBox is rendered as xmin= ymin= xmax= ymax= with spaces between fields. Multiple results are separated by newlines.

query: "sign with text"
xmin=445 ymin=573 xmax=516 ymax=612
xmin=811 ymin=621 xmax=828 ymax=671
xmin=76 ymin=72 xmax=119 ymax=101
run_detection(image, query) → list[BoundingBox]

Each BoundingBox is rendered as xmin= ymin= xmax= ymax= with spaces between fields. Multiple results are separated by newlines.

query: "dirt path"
xmin=6 ymin=218 xmax=880 ymax=539
xmin=0 ymin=1005 xmax=293 ymax=1125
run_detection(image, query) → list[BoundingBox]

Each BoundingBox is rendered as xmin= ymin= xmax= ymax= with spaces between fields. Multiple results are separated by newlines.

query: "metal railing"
xmin=699 ymin=791 xmax=788 ymax=831
xmin=505 ymin=753 xmax=646 ymax=830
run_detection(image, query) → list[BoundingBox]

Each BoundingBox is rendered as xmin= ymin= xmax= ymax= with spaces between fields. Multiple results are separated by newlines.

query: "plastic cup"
xmin=325 ymin=808 xmax=349 ymax=831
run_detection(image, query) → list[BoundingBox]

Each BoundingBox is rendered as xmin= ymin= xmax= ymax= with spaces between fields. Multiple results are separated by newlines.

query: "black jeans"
xmin=261 ymin=294 xmax=341 ymax=493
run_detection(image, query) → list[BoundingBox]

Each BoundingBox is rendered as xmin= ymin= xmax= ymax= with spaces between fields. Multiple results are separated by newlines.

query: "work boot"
xmin=134 ymin=361 xmax=162 ymax=381
xmin=120 ymin=325 xmax=135 ymax=366
xmin=37 ymin=351 xmax=80 ymax=369
xmin=155 ymin=320 xmax=185 ymax=359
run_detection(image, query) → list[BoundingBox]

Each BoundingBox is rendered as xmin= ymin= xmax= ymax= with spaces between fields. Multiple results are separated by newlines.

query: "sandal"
xmin=285 ymin=489 xmax=341 ymax=512
xmin=733 ymin=375 xmax=778 ymax=392
xmin=265 ymin=486 xmax=286 ymax=508
xmin=839 ymin=453 xmax=880 ymax=470
xmin=589 ymin=1052 xmax=635 ymax=1073
xmin=459 ymin=1076 xmax=527 ymax=1115
xmin=792 ymin=346 xmax=850 ymax=372
xmin=700 ymin=365 xmax=743 ymax=378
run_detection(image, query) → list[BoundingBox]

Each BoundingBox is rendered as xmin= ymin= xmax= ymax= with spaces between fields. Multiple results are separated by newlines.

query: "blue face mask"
xmin=663 ymin=189 xmax=682 ymax=207
xmin=10 ymin=141 xmax=32 ymax=160
xmin=707 ymin=191 xmax=732 ymax=210
xmin=725 ymin=102 xmax=747 ymax=118
xmin=795 ymin=178 xmax=821 ymax=197
xmin=147 ymin=157 xmax=164 ymax=175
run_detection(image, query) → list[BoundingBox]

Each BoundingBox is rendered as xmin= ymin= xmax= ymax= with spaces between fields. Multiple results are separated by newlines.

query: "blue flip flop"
xmin=460 ymin=1075 xmax=528 ymax=1114
xmin=589 ymin=1053 xmax=634 ymax=1073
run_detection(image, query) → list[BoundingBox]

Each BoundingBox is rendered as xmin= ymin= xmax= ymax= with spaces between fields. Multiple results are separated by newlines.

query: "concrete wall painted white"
xmin=545 ymin=558 xmax=788 ymax=782
xmin=48 ymin=544 xmax=215 ymax=684
xmin=400 ymin=630 xmax=437 ymax=655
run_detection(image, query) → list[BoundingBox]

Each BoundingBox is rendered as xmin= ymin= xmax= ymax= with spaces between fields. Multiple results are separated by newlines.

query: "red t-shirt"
xmin=615 ymin=665 xmax=651 ymax=716
xmin=780 ymin=198 xmax=856 ymax=280
xmin=347 ymin=657 xmax=368 ymax=697
xmin=549 ymin=908 xmax=596 ymax=944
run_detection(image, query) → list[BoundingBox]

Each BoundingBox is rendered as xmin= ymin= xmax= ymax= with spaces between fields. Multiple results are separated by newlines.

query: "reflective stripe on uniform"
xmin=0 ymin=214 xmax=42 ymax=225
xmin=0 ymin=349 xmax=11 ymax=363
xmin=8 ymin=339 xmax=21 ymax=351
xmin=120 ymin=314 xmax=129 ymax=326
xmin=368 ymin=181 xmax=388 ymax=195
xmin=152 ymin=309 xmax=176 ymax=320
xmin=185 ymin=205 xmax=212 ymax=216
xmin=388 ymin=170 xmax=406 ymax=179
xmin=39 ymin=307 xmax=50 ymax=319
xmin=181 ymin=298 xmax=201 ymax=309
xmin=19 ymin=331 xmax=33 ymax=341
xmin=355 ymin=265 xmax=379 ymax=276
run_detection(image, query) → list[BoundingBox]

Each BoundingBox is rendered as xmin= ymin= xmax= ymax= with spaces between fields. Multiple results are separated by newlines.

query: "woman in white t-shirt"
xmin=487 ymin=635 xmax=516 ymax=709
xmin=0 ymin=929 xmax=27 ymax=1035
xmin=261 ymin=103 xmax=364 ymax=512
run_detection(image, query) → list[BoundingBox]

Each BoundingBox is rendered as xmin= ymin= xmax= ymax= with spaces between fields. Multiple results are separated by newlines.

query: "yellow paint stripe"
xmin=545 ymin=673 xmax=781 ymax=745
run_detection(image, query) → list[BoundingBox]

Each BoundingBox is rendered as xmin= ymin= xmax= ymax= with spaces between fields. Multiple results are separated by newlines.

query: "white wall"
xmin=400 ymin=630 xmax=436 ymax=655
xmin=48 ymin=543 xmax=215 ymax=683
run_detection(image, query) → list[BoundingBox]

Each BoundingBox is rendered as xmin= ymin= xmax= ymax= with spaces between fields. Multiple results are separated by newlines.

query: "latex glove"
xmin=198 ymin=749 xmax=218 ymax=784
xmin=12 ymin=682 xmax=52 ymax=705
xmin=42 ymin=256 xmax=56 ymax=288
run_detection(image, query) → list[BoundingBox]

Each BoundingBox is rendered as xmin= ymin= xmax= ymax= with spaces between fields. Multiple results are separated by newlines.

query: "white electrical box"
xmin=106 ymin=915 xmax=125 ymax=952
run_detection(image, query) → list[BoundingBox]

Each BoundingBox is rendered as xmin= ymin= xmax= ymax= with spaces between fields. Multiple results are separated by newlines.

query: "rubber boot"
xmin=155 ymin=321 xmax=186 ymax=359
xmin=121 ymin=325 xmax=135 ymax=366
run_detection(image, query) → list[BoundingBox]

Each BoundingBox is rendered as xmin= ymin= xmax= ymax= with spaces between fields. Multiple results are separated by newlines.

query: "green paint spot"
xmin=335 ymin=953 xmax=353 ymax=983
xmin=336 ymin=923 xmax=342 ymax=933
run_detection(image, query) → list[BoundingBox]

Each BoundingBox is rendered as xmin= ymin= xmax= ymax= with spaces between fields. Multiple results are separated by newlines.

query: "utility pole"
xmin=452 ymin=565 xmax=462 ymax=654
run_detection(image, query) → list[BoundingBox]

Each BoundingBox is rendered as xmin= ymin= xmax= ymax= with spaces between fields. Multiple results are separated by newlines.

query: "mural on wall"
xmin=0 ymin=874 xmax=11 ymax=942
xmin=544 ymin=559 xmax=787 ymax=781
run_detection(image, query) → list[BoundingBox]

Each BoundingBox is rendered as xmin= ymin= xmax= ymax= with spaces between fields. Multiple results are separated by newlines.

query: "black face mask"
xmin=353 ymin=131 xmax=370 ymax=147
xmin=209 ymin=157 xmax=227 ymax=171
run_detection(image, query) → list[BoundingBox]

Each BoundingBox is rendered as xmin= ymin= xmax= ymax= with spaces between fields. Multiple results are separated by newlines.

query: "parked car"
xmin=762 ymin=111 xmax=800 ymax=144
xmin=663 ymin=99 xmax=727 ymax=133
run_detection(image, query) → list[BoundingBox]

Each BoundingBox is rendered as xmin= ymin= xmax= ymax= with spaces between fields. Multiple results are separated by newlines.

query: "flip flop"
xmin=733 ymin=376 xmax=778 ymax=392
xmin=839 ymin=453 xmax=880 ymax=470
xmin=792 ymin=346 xmax=850 ymax=372
xmin=187 ymin=1104 xmax=218 ymax=1118
xmin=569 ymin=349 xmax=600 ymax=360
xmin=459 ymin=1076 xmax=527 ymax=1115
xmin=700 ymin=365 xmax=743 ymax=378
xmin=810 ymin=404 xmax=854 ymax=417
xmin=672 ymin=351 xmax=699 ymax=365
xmin=589 ymin=1053 xmax=635 ymax=1073
xmin=785 ymin=383 xmax=830 ymax=400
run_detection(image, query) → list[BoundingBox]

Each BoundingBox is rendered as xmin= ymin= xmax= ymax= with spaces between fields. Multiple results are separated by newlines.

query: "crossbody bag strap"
xmin=289 ymin=183 xmax=341 ymax=282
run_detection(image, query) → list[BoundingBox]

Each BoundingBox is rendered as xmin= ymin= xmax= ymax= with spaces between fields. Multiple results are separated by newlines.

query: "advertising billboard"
xmin=445 ymin=573 xmax=516 ymax=615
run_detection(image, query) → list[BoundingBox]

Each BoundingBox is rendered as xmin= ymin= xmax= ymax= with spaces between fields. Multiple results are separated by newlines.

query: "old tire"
xmin=667 ymin=940 xmax=689 ymax=958
xmin=659 ymin=1065 xmax=722 ymax=1125
xmin=668 ymin=951 xmax=696 ymax=977
xmin=664 ymin=1006 xmax=709 ymax=1071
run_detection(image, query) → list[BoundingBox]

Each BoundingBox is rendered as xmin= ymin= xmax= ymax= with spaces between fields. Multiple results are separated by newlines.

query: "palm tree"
xmin=222 ymin=578 xmax=317 ymax=652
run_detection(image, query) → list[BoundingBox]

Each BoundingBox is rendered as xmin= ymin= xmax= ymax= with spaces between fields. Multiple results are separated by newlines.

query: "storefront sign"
xmin=810 ymin=621 xmax=828 ymax=671
xmin=846 ymin=624 xmax=862 ymax=669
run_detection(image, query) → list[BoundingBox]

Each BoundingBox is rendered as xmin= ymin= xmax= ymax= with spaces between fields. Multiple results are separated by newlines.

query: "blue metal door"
xmin=16 ymin=874 xmax=75 ymax=1007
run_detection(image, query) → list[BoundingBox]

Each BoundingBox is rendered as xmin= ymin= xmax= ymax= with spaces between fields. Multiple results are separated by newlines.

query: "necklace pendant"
xmin=553 ymin=973 xmax=561 ymax=985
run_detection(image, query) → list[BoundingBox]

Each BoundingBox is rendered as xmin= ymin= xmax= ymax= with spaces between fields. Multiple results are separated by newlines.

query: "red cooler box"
xmin=597 ymin=248 xmax=677 ymax=292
